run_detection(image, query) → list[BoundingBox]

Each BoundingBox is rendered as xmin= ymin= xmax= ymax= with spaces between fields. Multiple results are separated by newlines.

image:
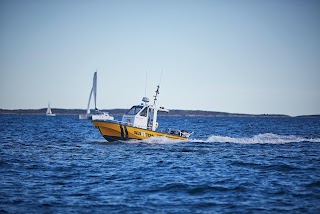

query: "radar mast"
xmin=153 ymin=85 xmax=160 ymax=106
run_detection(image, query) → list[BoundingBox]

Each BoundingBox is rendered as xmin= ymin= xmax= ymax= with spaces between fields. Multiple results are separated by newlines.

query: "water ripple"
xmin=0 ymin=115 xmax=320 ymax=213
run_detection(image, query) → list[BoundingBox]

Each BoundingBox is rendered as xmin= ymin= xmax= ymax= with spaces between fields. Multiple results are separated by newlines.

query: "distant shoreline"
xmin=1 ymin=108 xmax=319 ymax=118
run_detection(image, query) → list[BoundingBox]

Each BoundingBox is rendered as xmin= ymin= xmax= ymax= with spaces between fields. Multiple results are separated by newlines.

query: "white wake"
xmin=128 ymin=133 xmax=320 ymax=144
xmin=201 ymin=133 xmax=320 ymax=144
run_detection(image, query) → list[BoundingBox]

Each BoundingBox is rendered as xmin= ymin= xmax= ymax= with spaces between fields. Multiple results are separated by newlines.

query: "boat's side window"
xmin=140 ymin=107 xmax=148 ymax=117
xmin=126 ymin=106 xmax=143 ymax=115
xmin=126 ymin=107 xmax=135 ymax=115
xmin=134 ymin=106 xmax=143 ymax=115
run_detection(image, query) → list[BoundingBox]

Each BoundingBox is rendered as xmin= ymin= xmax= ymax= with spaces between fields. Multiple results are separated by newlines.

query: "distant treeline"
xmin=0 ymin=108 xmax=127 ymax=116
xmin=1 ymin=108 xmax=319 ymax=118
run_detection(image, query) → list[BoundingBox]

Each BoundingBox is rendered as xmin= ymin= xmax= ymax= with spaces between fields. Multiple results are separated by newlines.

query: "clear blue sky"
xmin=1 ymin=0 xmax=319 ymax=116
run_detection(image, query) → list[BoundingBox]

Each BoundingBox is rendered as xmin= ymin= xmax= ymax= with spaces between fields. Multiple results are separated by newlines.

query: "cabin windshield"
xmin=139 ymin=107 xmax=148 ymax=117
xmin=125 ymin=106 xmax=143 ymax=115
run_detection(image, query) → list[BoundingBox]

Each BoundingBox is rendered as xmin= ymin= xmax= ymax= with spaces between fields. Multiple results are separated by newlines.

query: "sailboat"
xmin=79 ymin=71 xmax=114 ymax=121
xmin=46 ymin=102 xmax=56 ymax=116
xmin=93 ymin=85 xmax=191 ymax=142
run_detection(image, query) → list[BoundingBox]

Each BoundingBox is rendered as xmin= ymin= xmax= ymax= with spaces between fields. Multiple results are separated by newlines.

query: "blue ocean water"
xmin=1 ymin=115 xmax=320 ymax=213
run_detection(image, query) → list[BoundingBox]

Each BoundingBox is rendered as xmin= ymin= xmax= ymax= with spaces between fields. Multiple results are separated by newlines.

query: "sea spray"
xmin=124 ymin=133 xmax=320 ymax=144
xmin=203 ymin=133 xmax=320 ymax=144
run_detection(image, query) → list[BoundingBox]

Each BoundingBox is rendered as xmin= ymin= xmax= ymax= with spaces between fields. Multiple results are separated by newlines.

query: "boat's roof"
xmin=127 ymin=104 xmax=169 ymax=113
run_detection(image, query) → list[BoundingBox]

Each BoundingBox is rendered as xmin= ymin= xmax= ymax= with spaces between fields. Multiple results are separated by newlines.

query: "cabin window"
xmin=139 ymin=107 xmax=148 ymax=117
xmin=126 ymin=106 xmax=143 ymax=115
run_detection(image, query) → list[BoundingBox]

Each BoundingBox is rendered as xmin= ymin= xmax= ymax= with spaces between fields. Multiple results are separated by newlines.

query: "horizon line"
xmin=1 ymin=108 xmax=319 ymax=117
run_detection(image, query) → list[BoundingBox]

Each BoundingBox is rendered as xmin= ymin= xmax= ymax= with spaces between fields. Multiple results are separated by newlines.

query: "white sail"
xmin=46 ymin=102 xmax=55 ymax=116
xmin=46 ymin=102 xmax=52 ymax=114
xmin=94 ymin=71 xmax=97 ymax=110
xmin=86 ymin=71 xmax=97 ymax=114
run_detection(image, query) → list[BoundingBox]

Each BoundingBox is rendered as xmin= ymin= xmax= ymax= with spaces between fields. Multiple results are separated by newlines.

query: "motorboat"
xmin=93 ymin=85 xmax=191 ymax=142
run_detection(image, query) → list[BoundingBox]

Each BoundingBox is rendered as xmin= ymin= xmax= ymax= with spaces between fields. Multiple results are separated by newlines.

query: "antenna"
xmin=144 ymin=69 xmax=148 ymax=97
xmin=159 ymin=68 xmax=163 ymax=85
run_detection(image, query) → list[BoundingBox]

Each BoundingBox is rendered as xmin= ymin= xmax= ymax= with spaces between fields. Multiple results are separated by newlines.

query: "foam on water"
xmin=125 ymin=133 xmax=320 ymax=144
xmin=202 ymin=133 xmax=320 ymax=144
xmin=129 ymin=137 xmax=184 ymax=144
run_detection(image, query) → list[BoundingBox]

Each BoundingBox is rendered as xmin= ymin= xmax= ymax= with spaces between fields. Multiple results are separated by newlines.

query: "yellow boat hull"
xmin=93 ymin=120 xmax=187 ymax=142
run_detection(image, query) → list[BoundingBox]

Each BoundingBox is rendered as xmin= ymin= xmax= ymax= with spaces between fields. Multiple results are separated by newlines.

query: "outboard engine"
xmin=181 ymin=130 xmax=190 ymax=138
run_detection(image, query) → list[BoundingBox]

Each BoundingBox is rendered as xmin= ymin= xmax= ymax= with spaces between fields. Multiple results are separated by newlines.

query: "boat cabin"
xmin=122 ymin=97 xmax=168 ymax=131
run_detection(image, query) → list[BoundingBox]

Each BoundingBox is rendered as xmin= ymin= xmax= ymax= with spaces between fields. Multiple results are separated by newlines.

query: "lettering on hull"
xmin=134 ymin=130 xmax=154 ymax=138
